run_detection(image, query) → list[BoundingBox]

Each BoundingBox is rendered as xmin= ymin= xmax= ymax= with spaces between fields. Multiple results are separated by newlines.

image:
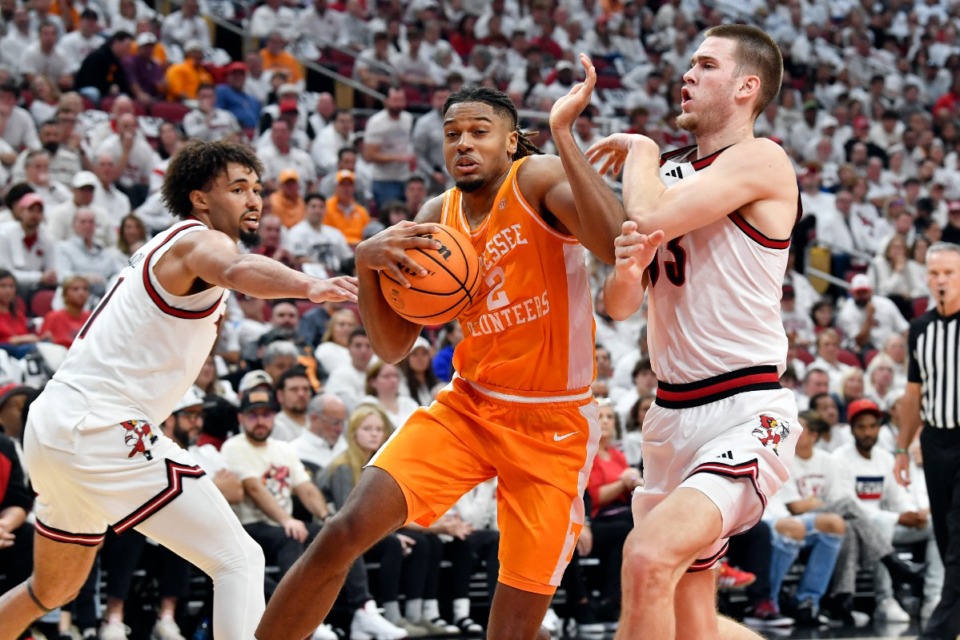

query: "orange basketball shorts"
xmin=369 ymin=377 xmax=600 ymax=594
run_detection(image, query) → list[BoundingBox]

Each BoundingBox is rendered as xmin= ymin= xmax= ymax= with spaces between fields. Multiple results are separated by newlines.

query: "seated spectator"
xmin=248 ymin=213 xmax=295 ymax=268
xmin=183 ymin=83 xmax=241 ymax=142
xmin=0 ymin=430 xmax=33 ymax=605
xmin=46 ymin=171 xmax=115 ymax=248
xmin=59 ymin=8 xmax=105 ymax=75
xmin=268 ymin=169 xmax=305 ymax=230
xmin=271 ymin=366 xmax=313 ymax=442
xmin=221 ymin=387 xmax=344 ymax=639
xmin=160 ymin=0 xmax=209 ymax=55
xmin=837 ymin=274 xmax=909 ymax=356
xmin=614 ymin=357 xmax=657 ymax=427
xmin=324 ymin=328 xmax=374 ymax=412
xmin=90 ymin=151 xmax=133 ymax=226
xmin=0 ymin=193 xmax=58 ymax=294
xmin=809 ymin=328 xmax=852 ymax=393
xmin=248 ymin=0 xmax=297 ymax=42
xmin=55 ymin=208 xmax=125 ymax=298
xmin=397 ymin=336 xmax=439 ymax=406
xmin=314 ymin=308 xmax=359 ymax=374
xmin=215 ymin=61 xmax=261 ymax=132
xmin=354 ymin=31 xmax=398 ymax=93
xmin=836 ymin=366 xmax=866 ymax=422
xmin=193 ymin=353 xmax=238 ymax=406
xmin=20 ymin=21 xmax=70 ymax=92
xmin=325 ymin=170 xmax=370 ymax=247
xmin=116 ymin=213 xmax=147 ymax=258
xmin=163 ymin=39 xmax=212 ymax=102
xmin=810 ymin=392 xmax=852 ymax=453
xmin=258 ymin=119 xmax=315 ymax=195
xmin=763 ymin=411 xmax=845 ymax=627
xmin=259 ymin=31 xmax=303 ymax=87
xmin=318 ymin=147 xmax=372 ymax=204
xmin=122 ymin=31 xmax=165 ymax=101
xmin=39 ymin=275 xmax=91 ymax=349
xmin=310 ymin=110 xmax=358 ymax=177
xmin=294 ymin=393 xmax=348 ymax=471
xmin=431 ymin=320 xmax=462 ymax=383
xmin=20 ymin=149 xmax=71 ymax=208
xmin=0 ymin=81 xmax=40 ymax=164
xmin=361 ymin=360 xmax=418 ymax=429
xmin=584 ymin=399 xmax=635 ymax=621
xmin=17 ymin=119 xmax=83 ymax=194
xmin=725 ymin=519 xmax=795 ymax=629
xmin=284 ymin=193 xmax=351 ymax=278
xmin=621 ymin=394 xmax=653 ymax=469
xmin=867 ymin=235 xmax=928 ymax=321
xmin=73 ymin=31 xmax=135 ymax=105
xmin=834 ymin=399 xmax=942 ymax=623
xmin=865 ymin=353 xmax=901 ymax=411
xmin=317 ymin=403 xmax=425 ymax=636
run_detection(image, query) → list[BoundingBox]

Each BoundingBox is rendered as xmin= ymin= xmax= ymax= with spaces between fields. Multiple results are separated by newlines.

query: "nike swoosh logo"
xmin=553 ymin=432 xmax=577 ymax=442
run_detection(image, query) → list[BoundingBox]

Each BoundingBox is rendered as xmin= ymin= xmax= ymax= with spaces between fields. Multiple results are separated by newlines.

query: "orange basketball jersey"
xmin=440 ymin=156 xmax=596 ymax=397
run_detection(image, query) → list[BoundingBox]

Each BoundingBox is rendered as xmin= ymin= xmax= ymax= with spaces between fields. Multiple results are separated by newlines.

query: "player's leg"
xmin=616 ymin=487 xmax=724 ymax=639
xmin=0 ymin=534 xmax=99 ymax=640
xmin=717 ymin=615 xmax=764 ymax=639
xmin=674 ymin=568 xmax=721 ymax=639
xmin=131 ymin=473 xmax=266 ymax=639
xmin=257 ymin=467 xmax=408 ymax=639
xmin=487 ymin=583 xmax=554 ymax=640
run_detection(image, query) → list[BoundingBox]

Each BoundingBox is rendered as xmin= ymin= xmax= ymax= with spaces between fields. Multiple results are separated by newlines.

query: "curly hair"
xmin=161 ymin=141 xmax=263 ymax=220
xmin=443 ymin=86 xmax=543 ymax=160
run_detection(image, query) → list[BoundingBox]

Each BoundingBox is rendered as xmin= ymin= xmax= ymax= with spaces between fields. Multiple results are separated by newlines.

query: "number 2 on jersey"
xmin=647 ymin=237 xmax=687 ymax=287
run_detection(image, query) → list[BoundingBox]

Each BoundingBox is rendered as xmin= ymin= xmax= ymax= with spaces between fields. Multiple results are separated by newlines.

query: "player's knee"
xmin=30 ymin=575 xmax=83 ymax=611
xmin=774 ymin=517 xmax=806 ymax=541
xmin=814 ymin=512 xmax=846 ymax=535
xmin=209 ymin=531 xmax=264 ymax=582
xmin=321 ymin=510 xmax=380 ymax=559
xmin=622 ymin=539 xmax=676 ymax=591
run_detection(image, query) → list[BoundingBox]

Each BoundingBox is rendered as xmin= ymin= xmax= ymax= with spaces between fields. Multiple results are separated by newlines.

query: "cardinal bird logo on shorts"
xmin=752 ymin=415 xmax=790 ymax=455
xmin=121 ymin=420 xmax=158 ymax=460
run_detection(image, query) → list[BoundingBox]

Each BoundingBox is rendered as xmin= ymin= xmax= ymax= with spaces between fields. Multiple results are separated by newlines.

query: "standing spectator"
xmin=363 ymin=87 xmax=414 ymax=211
xmin=215 ymin=61 xmax=261 ymax=132
xmin=58 ymin=9 xmax=105 ymax=75
xmin=160 ymin=0 xmax=210 ymax=54
xmin=895 ymin=242 xmax=960 ymax=640
xmin=310 ymin=110 xmax=357 ymax=177
xmin=73 ymin=30 xmax=134 ymax=105
xmin=0 ymin=193 xmax=58 ymax=292
xmin=39 ymin=275 xmax=90 ymax=349
xmin=184 ymin=83 xmax=241 ymax=142
xmin=19 ymin=21 xmax=70 ymax=90
xmin=284 ymin=193 xmax=351 ymax=278
xmin=248 ymin=0 xmax=297 ymax=42
xmin=325 ymin=170 xmax=370 ymax=247
xmin=0 ymin=81 xmax=40 ymax=161
xmin=412 ymin=89 xmax=449 ymax=196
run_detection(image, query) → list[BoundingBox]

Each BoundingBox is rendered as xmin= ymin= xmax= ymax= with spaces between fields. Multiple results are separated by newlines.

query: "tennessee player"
xmin=588 ymin=25 xmax=800 ymax=639
xmin=257 ymin=55 xmax=626 ymax=640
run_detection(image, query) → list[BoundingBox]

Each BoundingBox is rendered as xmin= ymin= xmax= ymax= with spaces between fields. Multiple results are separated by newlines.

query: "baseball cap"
xmin=847 ymin=398 xmax=882 ymax=424
xmin=136 ymin=32 xmax=157 ymax=47
xmin=173 ymin=386 xmax=206 ymax=413
xmin=279 ymin=98 xmax=298 ymax=114
xmin=71 ymin=171 xmax=98 ymax=189
xmin=0 ymin=383 xmax=32 ymax=409
xmin=225 ymin=61 xmax=247 ymax=74
xmin=410 ymin=336 xmax=432 ymax=353
xmin=556 ymin=60 xmax=574 ymax=72
xmin=853 ymin=115 xmax=870 ymax=129
xmin=239 ymin=387 xmax=277 ymax=413
xmin=850 ymin=274 xmax=873 ymax=292
xmin=279 ymin=168 xmax=299 ymax=183
xmin=238 ymin=369 xmax=273 ymax=393
xmin=336 ymin=170 xmax=355 ymax=184
xmin=781 ymin=283 xmax=795 ymax=299
xmin=948 ymin=200 xmax=960 ymax=214
xmin=18 ymin=193 xmax=43 ymax=209
xmin=184 ymin=39 xmax=204 ymax=53
xmin=278 ymin=83 xmax=299 ymax=96
xmin=820 ymin=115 xmax=839 ymax=130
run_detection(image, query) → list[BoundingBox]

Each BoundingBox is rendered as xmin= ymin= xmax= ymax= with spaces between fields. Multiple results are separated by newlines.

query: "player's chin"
xmin=675 ymin=113 xmax=697 ymax=133
xmin=239 ymin=229 xmax=261 ymax=248
xmin=454 ymin=175 xmax=486 ymax=193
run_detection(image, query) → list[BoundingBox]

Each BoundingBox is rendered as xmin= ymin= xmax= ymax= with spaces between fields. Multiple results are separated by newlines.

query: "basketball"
xmin=379 ymin=224 xmax=482 ymax=325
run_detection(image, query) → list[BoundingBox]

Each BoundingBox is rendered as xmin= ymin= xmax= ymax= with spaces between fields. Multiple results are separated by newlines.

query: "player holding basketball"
xmin=587 ymin=25 xmax=800 ymax=639
xmin=0 ymin=141 xmax=358 ymax=640
xmin=257 ymin=56 xmax=628 ymax=640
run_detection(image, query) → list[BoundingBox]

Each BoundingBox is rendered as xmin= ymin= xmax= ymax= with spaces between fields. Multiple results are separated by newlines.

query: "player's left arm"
xmin=621 ymin=137 xmax=798 ymax=242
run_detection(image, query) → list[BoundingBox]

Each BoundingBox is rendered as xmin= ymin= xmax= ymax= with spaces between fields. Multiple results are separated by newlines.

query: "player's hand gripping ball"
xmin=379 ymin=224 xmax=482 ymax=325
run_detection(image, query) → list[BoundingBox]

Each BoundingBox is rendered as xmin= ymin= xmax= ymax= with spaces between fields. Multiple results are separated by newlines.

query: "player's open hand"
xmin=548 ymin=53 xmax=596 ymax=132
xmin=585 ymin=133 xmax=657 ymax=176
xmin=614 ymin=221 xmax=663 ymax=281
xmin=355 ymin=221 xmax=443 ymax=287
xmin=306 ymin=275 xmax=359 ymax=304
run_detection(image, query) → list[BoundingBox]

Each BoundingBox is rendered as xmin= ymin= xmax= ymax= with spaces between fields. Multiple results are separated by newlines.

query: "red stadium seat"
xmin=794 ymin=347 xmax=815 ymax=365
xmin=836 ymin=349 xmax=862 ymax=368
xmin=150 ymin=101 xmax=191 ymax=123
xmin=863 ymin=349 xmax=879 ymax=368
xmin=913 ymin=296 xmax=930 ymax=318
xmin=30 ymin=288 xmax=55 ymax=318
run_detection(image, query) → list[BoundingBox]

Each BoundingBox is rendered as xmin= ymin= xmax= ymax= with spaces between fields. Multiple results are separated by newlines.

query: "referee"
xmin=894 ymin=241 xmax=960 ymax=640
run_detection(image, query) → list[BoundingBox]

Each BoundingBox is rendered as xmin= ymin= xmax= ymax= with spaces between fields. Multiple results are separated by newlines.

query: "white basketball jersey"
xmin=47 ymin=220 xmax=228 ymax=429
xmin=646 ymin=145 xmax=794 ymax=386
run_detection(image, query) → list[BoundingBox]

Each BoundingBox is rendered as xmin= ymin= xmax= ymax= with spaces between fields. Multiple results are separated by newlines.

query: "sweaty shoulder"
xmin=413 ymin=194 xmax=444 ymax=224
xmin=515 ymin=154 xmax=565 ymax=205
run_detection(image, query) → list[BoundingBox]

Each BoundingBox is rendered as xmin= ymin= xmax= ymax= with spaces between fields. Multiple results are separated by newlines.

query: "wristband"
xmin=894 ymin=448 xmax=909 ymax=455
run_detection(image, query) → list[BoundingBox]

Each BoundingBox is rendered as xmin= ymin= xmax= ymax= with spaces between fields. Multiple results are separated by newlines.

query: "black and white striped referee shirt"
xmin=908 ymin=309 xmax=960 ymax=429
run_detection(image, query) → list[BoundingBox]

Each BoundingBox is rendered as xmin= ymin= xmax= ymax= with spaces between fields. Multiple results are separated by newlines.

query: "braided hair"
xmin=442 ymin=86 xmax=543 ymax=160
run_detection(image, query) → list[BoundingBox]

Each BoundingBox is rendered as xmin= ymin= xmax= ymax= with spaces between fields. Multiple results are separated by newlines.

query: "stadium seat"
xmin=150 ymin=101 xmax=191 ymax=123
xmin=794 ymin=347 xmax=814 ymax=365
xmin=913 ymin=296 xmax=930 ymax=317
xmin=836 ymin=349 xmax=862 ymax=368
xmin=29 ymin=288 xmax=55 ymax=318
xmin=863 ymin=349 xmax=879 ymax=368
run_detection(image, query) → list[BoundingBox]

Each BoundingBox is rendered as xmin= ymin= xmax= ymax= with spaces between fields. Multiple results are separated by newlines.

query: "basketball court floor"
xmin=574 ymin=621 xmax=926 ymax=639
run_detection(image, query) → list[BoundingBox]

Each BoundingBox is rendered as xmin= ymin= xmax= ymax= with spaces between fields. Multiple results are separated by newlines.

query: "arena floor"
xmin=573 ymin=620 xmax=926 ymax=639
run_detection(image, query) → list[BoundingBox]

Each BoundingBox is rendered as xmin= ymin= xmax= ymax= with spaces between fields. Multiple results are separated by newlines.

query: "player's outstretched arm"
xmin=355 ymin=201 xmax=444 ymax=363
xmin=588 ymin=135 xmax=797 ymax=241
xmin=603 ymin=221 xmax=663 ymax=320
xmin=543 ymin=53 xmax=626 ymax=264
xmin=159 ymin=229 xmax=358 ymax=303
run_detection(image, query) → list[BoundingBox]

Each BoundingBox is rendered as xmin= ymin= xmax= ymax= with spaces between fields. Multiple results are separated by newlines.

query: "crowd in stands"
xmin=2 ymin=0 xmax=960 ymax=637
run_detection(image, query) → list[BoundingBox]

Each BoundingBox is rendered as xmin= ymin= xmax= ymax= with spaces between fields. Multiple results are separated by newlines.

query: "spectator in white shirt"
xmin=57 ymin=9 xmax=105 ymax=74
xmin=293 ymin=393 xmax=348 ymax=471
xmin=160 ymin=0 xmax=210 ymax=55
xmin=324 ymin=328 xmax=374 ymax=413
xmin=0 ymin=193 xmax=58 ymax=291
xmin=90 ymin=150 xmax=132 ymax=226
xmin=183 ymin=83 xmax=242 ymax=142
xmin=0 ymin=81 xmax=40 ymax=165
xmin=45 ymin=170 xmax=115 ymax=247
xmin=270 ymin=366 xmax=314 ymax=442
xmin=836 ymin=274 xmax=909 ymax=354
xmin=296 ymin=0 xmax=343 ymax=50
xmin=284 ymin=193 xmax=352 ymax=278
xmin=310 ymin=110 xmax=358 ymax=177
xmin=54 ymin=208 xmax=124 ymax=297
xmin=248 ymin=0 xmax=297 ymax=41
